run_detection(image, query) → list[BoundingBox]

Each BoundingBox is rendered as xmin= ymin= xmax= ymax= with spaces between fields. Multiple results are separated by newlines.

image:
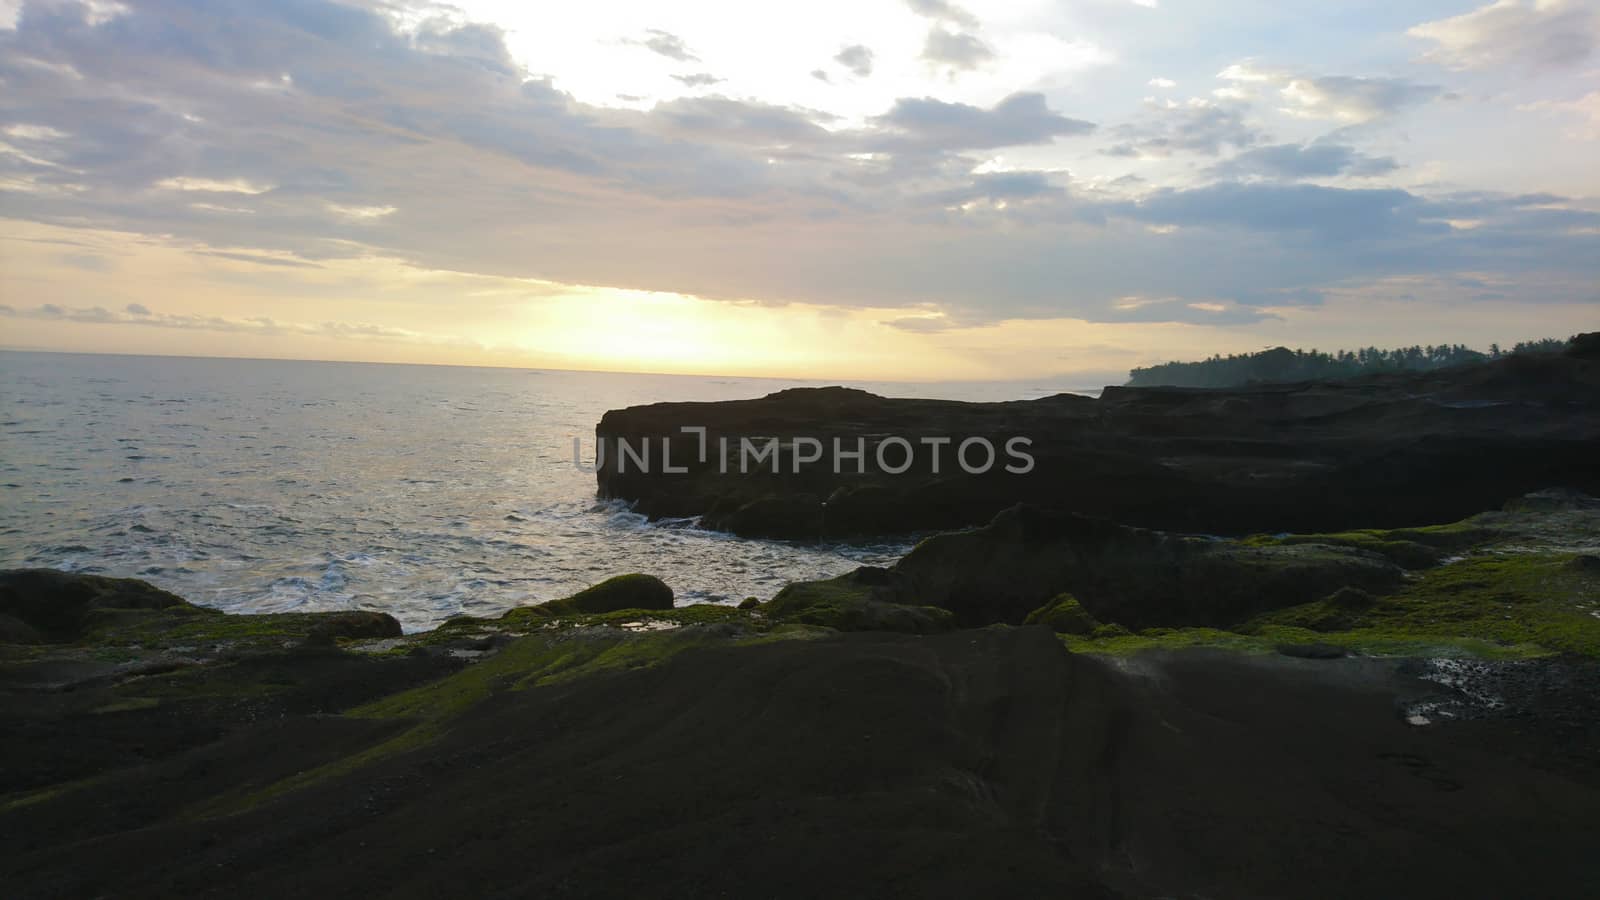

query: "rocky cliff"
xmin=595 ymin=336 xmax=1600 ymax=539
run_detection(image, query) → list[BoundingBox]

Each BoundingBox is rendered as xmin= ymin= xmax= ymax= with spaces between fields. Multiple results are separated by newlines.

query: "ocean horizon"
xmin=0 ymin=350 xmax=1101 ymax=631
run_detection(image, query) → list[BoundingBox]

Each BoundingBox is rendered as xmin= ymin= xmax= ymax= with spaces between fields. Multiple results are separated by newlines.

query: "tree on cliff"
xmin=1126 ymin=336 xmax=1573 ymax=388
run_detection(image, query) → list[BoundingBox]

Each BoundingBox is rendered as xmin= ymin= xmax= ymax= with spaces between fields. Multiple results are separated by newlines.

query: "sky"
xmin=0 ymin=0 xmax=1596 ymax=384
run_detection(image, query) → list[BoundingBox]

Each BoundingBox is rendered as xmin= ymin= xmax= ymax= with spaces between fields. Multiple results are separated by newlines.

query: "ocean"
xmin=0 ymin=351 xmax=1095 ymax=631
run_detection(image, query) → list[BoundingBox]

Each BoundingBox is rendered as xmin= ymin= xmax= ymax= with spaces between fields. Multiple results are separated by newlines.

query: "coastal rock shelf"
xmin=3 ymin=563 xmax=1599 ymax=897
xmin=595 ymin=336 xmax=1600 ymax=539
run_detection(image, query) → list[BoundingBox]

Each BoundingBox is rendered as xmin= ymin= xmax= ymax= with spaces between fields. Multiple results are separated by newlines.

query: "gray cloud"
xmin=0 ymin=0 xmax=1593 ymax=333
xmin=1218 ymin=63 xmax=1444 ymax=123
xmin=906 ymin=0 xmax=979 ymax=29
xmin=671 ymin=73 xmax=723 ymax=88
xmin=0 ymin=301 xmax=471 ymax=344
xmin=1410 ymin=0 xmax=1597 ymax=71
xmin=1210 ymin=142 xmax=1400 ymax=180
xmin=922 ymin=28 xmax=994 ymax=72
xmin=632 ymin=29 xmax=698 ymax=63
xmin=872 ymin=93 xmax=1094 ymax=152
xmin=194 ymin=250 xmax=325 ymax=268
xmin=922 ymin=170 xmax=1066 ymax=209
xmin=649 ymin=96 xmax=838 ymax=148
xmin=1125 ymin=182 xmax=1432 ymax=240
xmin=1105 ymin=100 xmax=1263 ymax=157
xmin=834 ymin=44 xmax=874 ymax=78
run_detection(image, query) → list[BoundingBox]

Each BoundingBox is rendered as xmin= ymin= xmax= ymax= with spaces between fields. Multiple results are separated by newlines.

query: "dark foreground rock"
xmin=761 ymin=491 xmax=1600 ymax=661
xmin=595 ymin=338 xmax=1600 ymax=538
xmin=4 ymin=623 xmax=1598 ymax=899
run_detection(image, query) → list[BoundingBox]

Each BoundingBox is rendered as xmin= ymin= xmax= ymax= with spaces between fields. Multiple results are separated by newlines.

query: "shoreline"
xmin=4 ymin=341 xmax=1598 ymax=895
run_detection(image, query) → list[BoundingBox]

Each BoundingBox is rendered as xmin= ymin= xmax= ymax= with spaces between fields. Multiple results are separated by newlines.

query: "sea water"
xmin=0 ymin=351 xmax=1092 ymax=630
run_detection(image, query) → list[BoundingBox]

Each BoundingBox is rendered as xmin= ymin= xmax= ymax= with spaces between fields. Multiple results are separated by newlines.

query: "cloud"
xmin=326 ymin=203 xmax=396 ymax=221
xmin=906 ymin=0 xmax=990 ymax=74
xmin=194 ymin=250 xmax=323 ymax=268
xmin=906 ymin=0 xmax=979 ymax=29
xmin=155 ymin=177 xmax=273 ymax=194
xmin=833 ymin=44 xmax=874 ymax=78
xmin=871 ymin=93 xmax=1094 ymax=152
xmin=650 ymin=96 xmax=838 ymax=148
xmin=1124 ymin=182 xmax=1431 ymax=240
xmin=671 ymin=72 xmax=723 ymax=88
xmin=631 ymin=29 xmax=698 ymax=63
xmin=1521 ymin=90 xmax=1600 ymax=139
xmin=924 ymin=170 xmax=1066 ymax=210
xmin=0 ymin=0 xmax=1593 ymax=336
xmin=0 ymin=301 xmax=471 ymax=345
xmin=4 ymin=123 xmax=68 ymax=141
xmin=1148 ymin=78 xmax=1176 ymax=89
xmin=1104 ymin=98 xmax=1263 ymax=157
xmin=1409 ymin=0 xmax=1597 ymax=71
xmin=1218 ymin=63 xmax=1443 ymax=123
xmin=922 ymin=28 xmax=994 ymax=71
xmin=1099 ymin=296 xmax=1282 ymax=325
xmin=1211 ymin=143 xmax=1400 ymax=180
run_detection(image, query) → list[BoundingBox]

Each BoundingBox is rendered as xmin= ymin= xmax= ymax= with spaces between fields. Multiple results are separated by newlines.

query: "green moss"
xmin=1055 ymin=546 xmax=1594 ymax=659
xmin=1059 ymin=623 xmax=1542 ymax=659
xmin=535 ymin=573 xmax=673 ymax=616
xmin=764 ymin=575 xmax=953 ymax=633
xmin=425 ymin=602 xmax=756 ymax=645
xmin=89 ymin=697 xmax=162 ymax=714
xmin=79 ymin=606 xmax=397 ymax=651
xmin=1061 ymin=626 xmax=1278 ymax=656
xmin=197 ymin=623 xmax=817 ymax=818
xmin=1241 ymin=515 xmax=1506 ymax=566
xmin=1246 ymin=551 xmax=1600 ymax=657
xmin=1023 ymin=594 xmax=1100 ymax=635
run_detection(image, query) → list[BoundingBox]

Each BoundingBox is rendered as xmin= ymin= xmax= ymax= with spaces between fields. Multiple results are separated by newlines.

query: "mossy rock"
xmin=1023 ymin=594 xmax=1100 ymax=635
xmin=535 ymin=574 xmax=674 ymax=617
xmin=708 ymin=493 xmax=825 ymax=540
xmin=0 ymin=569 xmax=191 ymax=643
xmin=764 ymin=573 xmax=953 ymax=634
xmin=886 ymin=506 xmax=1407 ymax=629
xmin=1246 ymin=551 xmax=1600 ymax=657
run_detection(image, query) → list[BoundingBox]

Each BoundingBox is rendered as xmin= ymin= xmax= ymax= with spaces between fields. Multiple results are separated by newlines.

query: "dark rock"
xmin=1276 ymin=642 xmax=1349 ymax=659
xmin=0 ymin=612 xmax=43 ymax=644
xmin=704 ymin=493 xmax=823 ymax=540
xmin=736 ymin=596 xmax=762 ymax=610
xmin=1569 ymin=555 xmax=1600 ymax=574
xmin=763 ymin=572 xmax=953 ymax=633
xmin=1327 ymin=586 xmax=1379 ymax=611
xmin=7 ymin=626 xmax=1599 ymax=898
xmin=303 ymin=611 xmax=403 ymax=645
xmin=0 ymin=569 xmax=190 ymax=642
xmin=537 ymin=574 xmax=674 ymax=616
xmin=595 ymin=351 xmax=1600 ymax=539
xmin=870 ymin=505 xmax=1405 ymax=629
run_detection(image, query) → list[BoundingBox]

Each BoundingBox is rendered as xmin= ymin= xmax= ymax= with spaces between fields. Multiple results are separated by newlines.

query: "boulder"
xmin=303 ymin=610 xmax=404 ymax=645
xmin=1022 ymin=594 xmax=1100 ymax=635
xmin=0 ymin=569 xmax=191 ymax=642
xmin=788 ymin=505 xmax=1406 ymax=630
xmin=705 ymin=493 xmax=824 ymax=541
xmin=537 ymin=574 xmax=674 ymax=616
xmin=763 ymin=570 xmax=953 ymax=634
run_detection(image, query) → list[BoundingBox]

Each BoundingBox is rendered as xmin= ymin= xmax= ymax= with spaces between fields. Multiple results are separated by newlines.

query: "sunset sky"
xmin=1 ymin=0 xmax=1596 ymax=383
